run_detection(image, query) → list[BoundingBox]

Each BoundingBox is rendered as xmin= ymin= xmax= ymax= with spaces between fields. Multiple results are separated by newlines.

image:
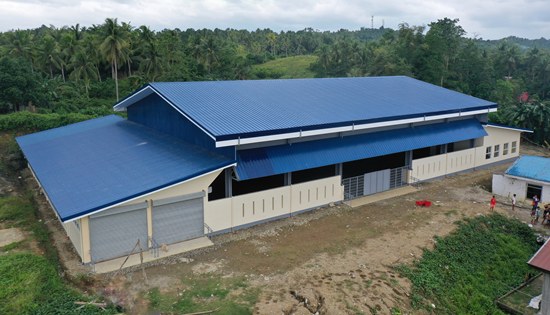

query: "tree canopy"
xmin=0 ymin=17 xmax=549 ymax=143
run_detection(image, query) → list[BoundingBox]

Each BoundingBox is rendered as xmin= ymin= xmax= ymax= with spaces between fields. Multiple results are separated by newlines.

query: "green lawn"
xmin=252 ymin=55 xmax=318 ymax=79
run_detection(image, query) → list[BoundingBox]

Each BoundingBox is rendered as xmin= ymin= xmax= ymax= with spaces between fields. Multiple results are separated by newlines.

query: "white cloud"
xmin=0 ymin=0 xmax=548 ymax=39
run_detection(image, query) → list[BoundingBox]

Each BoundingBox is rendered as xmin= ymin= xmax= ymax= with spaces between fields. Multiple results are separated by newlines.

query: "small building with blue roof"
xmin=17 ymin=76 xmax=529 ymax=265
xmin=493 ymin=155 xmax=550 ymax=202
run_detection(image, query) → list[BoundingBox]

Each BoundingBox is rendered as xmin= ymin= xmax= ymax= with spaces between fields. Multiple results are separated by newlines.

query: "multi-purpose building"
xmin=17 ymin=76 xmax=526 ymax=264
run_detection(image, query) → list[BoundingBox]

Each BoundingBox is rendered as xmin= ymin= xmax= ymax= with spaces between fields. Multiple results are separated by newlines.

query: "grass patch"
xmin=0 ymin=253 xmax=117 ymax=315
xmin=0 ymin=194 xmax=59 ymax=264
xmin=147 ymin=275 xmax=259 ymax=314
xmin=0 ymin=195 xmax=35 ymax=226
xmin=252 ymin=55 xmax=318 ymax=79
xmin=0 ymin=193 xmax=117 ymax=314
xmin=397 ymin=213 xmax=538 ymax=314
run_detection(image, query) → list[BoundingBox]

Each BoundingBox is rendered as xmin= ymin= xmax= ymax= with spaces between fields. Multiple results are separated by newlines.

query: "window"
xmin=511 ymin=141 xmax=517 ymax=154
xmin=527 ymin=184 xmax=543 ymax=200
xmin=485 ymin=146 xmax=492 ymax=159
xmin=503 ymin=143 xmax=509 ymax=155
xmin=494 ymin=145 xmax=500 ymax=158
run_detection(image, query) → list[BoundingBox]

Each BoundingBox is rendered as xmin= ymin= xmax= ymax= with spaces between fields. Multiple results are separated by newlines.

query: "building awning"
xmin=17 ymin=115 xmax=235 ymax=222
xmin=235 ymin=119 xmax=487 ymax=180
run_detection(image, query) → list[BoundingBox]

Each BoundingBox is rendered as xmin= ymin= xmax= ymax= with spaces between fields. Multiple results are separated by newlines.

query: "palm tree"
xmin=38 ymin=34 xmax=64 ymax=79
xmin=506 ymin=101 xmax=550 ymax=144
xmin=70 ymin=48 xmax=98 ymax=97
xmin=99 ymin=18 xmax=128 ymax=101
xmin=6 ymin=30 xmax=35 ymax=71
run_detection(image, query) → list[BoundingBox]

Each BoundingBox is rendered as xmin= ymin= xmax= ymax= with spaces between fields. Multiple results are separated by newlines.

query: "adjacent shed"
xmin=528 ymin=239 xmax=550 ymax=314
xmin=493 ymin=155 xmax=550 ymax=202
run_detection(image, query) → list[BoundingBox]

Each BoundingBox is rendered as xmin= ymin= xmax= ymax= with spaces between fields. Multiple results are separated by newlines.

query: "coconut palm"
xmin=70 ymin=48 xmax=98 ymax=97
xmin=99 ymin=18 xmax=128 ymax=101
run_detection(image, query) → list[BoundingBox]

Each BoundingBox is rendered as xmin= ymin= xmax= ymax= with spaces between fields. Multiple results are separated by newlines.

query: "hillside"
xmin=252 ymin=55 xmax=318 ymax=79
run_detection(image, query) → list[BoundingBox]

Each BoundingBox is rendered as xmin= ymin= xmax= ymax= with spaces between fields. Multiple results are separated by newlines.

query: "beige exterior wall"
xmin=62 ymin=219 xmax=82 ymax=258
xmin=412 ymin=126 xmax=522 ymax=182
xmin=76 ymin=169 xmax=225 ymax=263
xmin=204 ymin=176 xmax=343 ymax=232
xmin=412 ymin=154 xmax=448 ymax=181
xmin=291 ymin=178 xmax=342 ymax=211
xmin=475 ymin=126 xmax=521 ymax=167
xmin=122 ymin=169 xmax=223 ymax=205
xmin=412 ymin=148 xmax=477 ymax=181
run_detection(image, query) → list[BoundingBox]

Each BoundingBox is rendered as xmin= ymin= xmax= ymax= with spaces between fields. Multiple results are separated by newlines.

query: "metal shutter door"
xmin=89 ymin=205 xmax=148 ymax=262
xmin=153 ymin=196 xmax=204 ymax=245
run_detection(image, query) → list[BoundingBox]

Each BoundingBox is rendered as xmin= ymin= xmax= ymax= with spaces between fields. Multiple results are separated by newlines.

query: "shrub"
xmin=0 ymin=111 xmax=96 ymax=132
xmin=400 ymin=214 xmax=538 ymax=314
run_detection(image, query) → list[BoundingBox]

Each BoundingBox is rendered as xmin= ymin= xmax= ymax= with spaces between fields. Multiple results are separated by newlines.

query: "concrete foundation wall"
xmin=205 ymin=176 xmax=343 ymax=232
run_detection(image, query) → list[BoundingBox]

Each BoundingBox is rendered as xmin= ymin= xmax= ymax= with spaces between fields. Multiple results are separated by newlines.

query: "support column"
xmin=147 ymin=199 xmax=153 ymax=247
xmin=224 ymin=168 xmax=233 ymax=198
xmin=335 ymin=163 xmax=343 ymax=176
xmin=405 ymin=151 xmax=413 ymax=170
xmin=81 ymin=216 xmax=91 ymax=263
xmin=284 ymin=172 xmax=292 ymax=186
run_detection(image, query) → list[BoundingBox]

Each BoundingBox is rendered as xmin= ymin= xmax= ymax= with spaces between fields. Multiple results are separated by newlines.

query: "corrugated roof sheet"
xmin=506 ymin=155 xmax=550 ymax=183
xmin=528 ymin=239 xmax=550 ymax=272
xmin=484 ymin=122 xmax=533 ymax=133
xmin=235 ymin=119 xmax=487 ymax=180
xmin=116 ymin=76 xmax=496 ymax=140
xmin=16 ymin=115 xmax=234 ymax=221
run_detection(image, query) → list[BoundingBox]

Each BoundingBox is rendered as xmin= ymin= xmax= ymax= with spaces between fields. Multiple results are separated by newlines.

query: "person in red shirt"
xmin=490 ymin=196 xmax=496 ymax=211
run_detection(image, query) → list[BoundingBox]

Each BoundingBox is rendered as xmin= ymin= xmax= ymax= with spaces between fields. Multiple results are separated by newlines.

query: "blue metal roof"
xmin=16 ymin=115 xmax=234 ymax=221
xmin=235 ymin=119 xmax=487 ymax=180
xmin=115 ymin=76 xmax=497 ymax=141
xmin=506 ymin=155 xmax=550 ymax=183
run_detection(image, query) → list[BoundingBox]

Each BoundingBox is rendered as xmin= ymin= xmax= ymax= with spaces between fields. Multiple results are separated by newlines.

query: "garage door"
xmin=89 ymin=202 xmax=148 ymax=262
xmin=152 ymin=192 xmax=204 ymax=245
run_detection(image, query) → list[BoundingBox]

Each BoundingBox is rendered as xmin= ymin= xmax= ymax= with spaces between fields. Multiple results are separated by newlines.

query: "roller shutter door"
xmin=152 ymin=192 xmax=204 ymax=245
xmin=89 ymin=203 xmax=148 ymax=262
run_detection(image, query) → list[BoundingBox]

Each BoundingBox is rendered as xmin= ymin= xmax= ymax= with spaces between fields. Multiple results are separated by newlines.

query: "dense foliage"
xmin=0 ymin=17 xmax=549 ymax=142
xmin=399 ymin=214 xmax=539 ymax=314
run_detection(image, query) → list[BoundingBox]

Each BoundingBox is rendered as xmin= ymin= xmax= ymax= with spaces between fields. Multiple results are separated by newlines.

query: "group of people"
xmin=530 ymin=195 xmax=550 ymax=225
xmin=489 ymin=194 xmax=549 ymax=225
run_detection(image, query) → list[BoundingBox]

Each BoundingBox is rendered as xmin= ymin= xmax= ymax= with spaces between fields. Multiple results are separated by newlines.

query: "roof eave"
xmin=215 ymin=106 xmax=498 ymax=148
xmin=113 ymin=84 xmax=154 ymax=111
xmin=62 ymin=162 xmax=236 ymax=223
xmin=484 ymin=123 xmax=533 ymax=133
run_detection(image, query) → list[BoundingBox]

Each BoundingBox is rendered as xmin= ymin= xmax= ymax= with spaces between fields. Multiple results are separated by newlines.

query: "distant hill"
xmin=251 ymin=55 xmax=318 ymax=79
xmin=475 ymin=36 xmax=550 ymax=49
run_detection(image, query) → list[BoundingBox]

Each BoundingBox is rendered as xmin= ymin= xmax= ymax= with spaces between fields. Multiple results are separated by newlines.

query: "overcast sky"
xmin=1 ymin=0 xmax=548 ymax=40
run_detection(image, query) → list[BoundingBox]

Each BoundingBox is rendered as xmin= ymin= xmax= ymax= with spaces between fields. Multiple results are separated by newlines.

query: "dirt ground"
xmin=25 ymin=143 xmax=550 ymax=314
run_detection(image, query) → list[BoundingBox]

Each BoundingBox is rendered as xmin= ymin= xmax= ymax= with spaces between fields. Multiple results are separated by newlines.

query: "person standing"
xmin=533 ymin=195 xmax=540 ymax=211
xmin=512 ymin=194 xmax=517 ymax=211
xmin=490 ymin=196 xmax=497 ymax=211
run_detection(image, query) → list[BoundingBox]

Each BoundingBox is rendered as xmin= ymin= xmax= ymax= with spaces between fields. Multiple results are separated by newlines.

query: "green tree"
xmin=505 ymin=100 xmax=550 ymax=144
xmin=99 ymin=18 xmax=128 ymax=101
xmin=0 ymin=57 xmax=48 ymax=112
xmin=422 ymin=18 xmax=465 ymax=87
